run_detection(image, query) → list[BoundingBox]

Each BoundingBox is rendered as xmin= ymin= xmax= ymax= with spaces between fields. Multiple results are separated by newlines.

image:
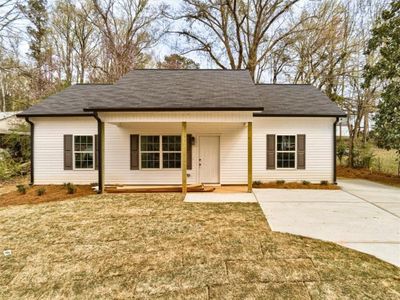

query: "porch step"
xmin=105 ymin=184 xmax=215 ymax=193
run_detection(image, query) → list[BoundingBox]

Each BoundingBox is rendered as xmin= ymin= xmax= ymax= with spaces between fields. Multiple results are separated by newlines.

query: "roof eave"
xmin=253 ymin=113 xmax=347 ymax=117
xmin=16 ymin=113 xmax=94 ymax=118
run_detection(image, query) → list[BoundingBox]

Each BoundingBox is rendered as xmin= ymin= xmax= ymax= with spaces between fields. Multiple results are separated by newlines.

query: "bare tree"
xmin=171 ymin=0 xmax=305 ymax=81
xmin=0 ymin=0 xmax=21 ymax=41
xmin=86 ymin=0 xmax=166 ymax=82
xmin=51 ymin=0 xmax=76 ymax=85
xmin=72 ymin=2 xmax=97 ymax=84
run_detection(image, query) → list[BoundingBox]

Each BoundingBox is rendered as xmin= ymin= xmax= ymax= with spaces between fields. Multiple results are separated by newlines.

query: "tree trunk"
xmin=363 ymin=112 xmax=369 ymax=144
xmin=0 ymin=72 xmax=6 ymax=112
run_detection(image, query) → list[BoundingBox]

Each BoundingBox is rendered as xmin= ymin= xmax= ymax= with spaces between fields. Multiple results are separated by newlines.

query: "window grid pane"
xmin=141 ymin=136 xmax=160 ymax=151
xmin=141 ymin=153 xmax=160 ymax=169
xmin=74 ymin=135 xmax=94 ymax=169
xmin=163 ymin=153 xmax=181 ymax=169
xmin=140 ymin=135 xmax=183 ymax=169
xmin=277 ymin=135 xmax=296 ymax=169
xmin=162 ymin=136 xmax=181 ymax=152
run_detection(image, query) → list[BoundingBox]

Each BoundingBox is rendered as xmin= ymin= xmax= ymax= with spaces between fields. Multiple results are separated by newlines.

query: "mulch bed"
xmin=337 ymin=166 xmax=400 ymax=187
xmin=0 ymin=185 xmax=96 ymax=207
xmin=253 ymin=182 xmax=340 ymax=190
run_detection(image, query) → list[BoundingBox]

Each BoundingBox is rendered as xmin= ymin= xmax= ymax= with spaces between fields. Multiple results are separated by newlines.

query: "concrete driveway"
xmin=254 ymin=179 xmax=400 ymax=266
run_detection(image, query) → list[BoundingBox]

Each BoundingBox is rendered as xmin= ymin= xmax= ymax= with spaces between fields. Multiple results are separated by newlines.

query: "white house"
xmin=18 ymin=70 xmax=345 ymax=193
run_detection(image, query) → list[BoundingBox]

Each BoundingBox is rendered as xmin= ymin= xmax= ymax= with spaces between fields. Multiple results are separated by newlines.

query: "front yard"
xmin=1 ymin=193 xmax=399 ymax=299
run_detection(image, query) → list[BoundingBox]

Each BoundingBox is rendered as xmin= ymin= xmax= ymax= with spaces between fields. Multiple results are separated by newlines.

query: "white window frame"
xmin=139 ymin=135 xmax=182 ymax=170
xmin=276 ymin=134 xmax=297 ymax=170
xmin=161 ymin=135 xmax=182 ymax=170
xmin=140 ymin=135 xmax=161 ymax=170
xmin=73 ymin=134 xmax=95 ymax=170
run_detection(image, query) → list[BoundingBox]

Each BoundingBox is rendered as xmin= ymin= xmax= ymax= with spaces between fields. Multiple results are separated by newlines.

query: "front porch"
xmin=103 ymin=184 xmax=249 ymax=193
xmin=95 ymin=111 xmax=254 ymax=194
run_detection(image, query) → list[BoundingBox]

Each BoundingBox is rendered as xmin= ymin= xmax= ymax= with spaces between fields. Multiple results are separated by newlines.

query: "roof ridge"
xmin=256 ymin=83 xmax=312 ymax=86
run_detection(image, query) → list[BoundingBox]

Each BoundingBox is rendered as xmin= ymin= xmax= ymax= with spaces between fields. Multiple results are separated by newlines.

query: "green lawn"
xmin=1 ymin=194 xmax=399 ymax=299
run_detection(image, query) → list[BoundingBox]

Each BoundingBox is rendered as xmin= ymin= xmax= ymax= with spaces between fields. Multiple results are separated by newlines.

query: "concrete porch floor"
xmin=206 ymin=185 xmax=248 ymax=193
xmin=184 ymin=185 xmax=257 ymax=202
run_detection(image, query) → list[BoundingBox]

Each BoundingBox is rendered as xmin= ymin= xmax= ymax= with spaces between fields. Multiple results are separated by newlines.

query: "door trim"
xmin=198 ymin=135 xmax=220 ymax=184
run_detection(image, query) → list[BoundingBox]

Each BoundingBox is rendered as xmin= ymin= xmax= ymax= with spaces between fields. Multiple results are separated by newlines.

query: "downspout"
xmin=93 ymin=112 xmax=103 ymax=193
xmin=333 ymin=117 xmax=339 ymax=184
xmin=25 ymin=117 xmax=34 ymax=185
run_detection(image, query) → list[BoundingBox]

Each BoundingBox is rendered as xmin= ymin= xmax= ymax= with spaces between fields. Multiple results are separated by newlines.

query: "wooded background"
xmin=0 ymin=0 xmax=399 ymax=173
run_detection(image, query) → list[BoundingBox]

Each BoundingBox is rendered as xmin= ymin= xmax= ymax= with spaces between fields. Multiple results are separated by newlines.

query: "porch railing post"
xmin=248 ymin=122 xmax=253 ymax=193
xmin=181 ymin=122 xmax=187 ymax=194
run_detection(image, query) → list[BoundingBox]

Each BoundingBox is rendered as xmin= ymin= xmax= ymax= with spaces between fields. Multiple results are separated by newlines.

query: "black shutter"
xmin=64 ymin=135 xmax=73 ymax=170
xmin=297 ymin=135 xmax=306 ymax=169
xmin=130 ymin=135 xmax=139 ymax=170
xmin=266 ymin=134 xmax=276 ymax=170
xmin=95 ymin=135 xmax=98 ymax=170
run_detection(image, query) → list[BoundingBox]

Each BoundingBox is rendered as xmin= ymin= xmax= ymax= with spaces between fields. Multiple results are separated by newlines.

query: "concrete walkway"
xmin=184 ymin=192 xmax=257 ymax=203
xmin=254 ymin=180 xmax=400 ymax=266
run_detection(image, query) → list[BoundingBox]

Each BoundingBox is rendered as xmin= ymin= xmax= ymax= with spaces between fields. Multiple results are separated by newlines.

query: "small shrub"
xmin=337 ymin=140 xmax=348 ymax=165
xmin=352 ymin=142 xmax=375 ymax=169
xmin=302 ymin=180 xmax=310 ymax=185
xmin=36 ymin=187 xmax=46 ymax=196
xmin=276 ymin=180 xmax=285 ymax=185
xmin=253 ymin=180 xmax=262 ymax=187
xmin=67 ymin=183 xmax=77 ymax=194
xmin=0 ymin=150 xmax=26 ymax=180
xmin=320 ymin=180 xmax=329 ymax=185
xmin=16 ymin=184 xmax=27 ymax=194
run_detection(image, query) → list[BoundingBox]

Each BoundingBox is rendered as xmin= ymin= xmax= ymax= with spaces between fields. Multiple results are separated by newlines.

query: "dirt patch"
xmin=0 ymin=193 xmax=398 ymax=299
xmin=253 ymin=182 xmax=340 ymax=190
xmin=338 ymin=166 xmax=400 ymax=187
xmin=0 ymin=185 xmax=96 ymax=207
xmin=0 ymin=176 xmax=29 ymax=196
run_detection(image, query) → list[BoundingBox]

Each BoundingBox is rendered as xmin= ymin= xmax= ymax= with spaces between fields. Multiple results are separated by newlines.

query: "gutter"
xmin=253 ymin=113 xmax=347 ymax=118
xmin=333 ymin=117 xmax=340 ymax=184
xmin=25 ymin=117 xmax=34 ymax=185
xmin=17 ymin=113 xmax=93 ymax=118
xmin=93 ymin=112 xmax=103 ymax=193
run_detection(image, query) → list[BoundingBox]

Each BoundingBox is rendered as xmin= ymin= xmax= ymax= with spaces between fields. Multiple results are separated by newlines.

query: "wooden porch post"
xmin=248 ymin=122 xmax=253 ymax=193
xmin=181 ymin=122 xmax=187 ymax=194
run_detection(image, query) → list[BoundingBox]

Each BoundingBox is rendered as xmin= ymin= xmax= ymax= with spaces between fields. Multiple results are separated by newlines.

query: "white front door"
xmin=199 ymin=136 xmax=220 ymax=183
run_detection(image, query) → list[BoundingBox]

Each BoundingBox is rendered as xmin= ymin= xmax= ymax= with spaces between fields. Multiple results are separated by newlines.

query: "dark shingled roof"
xmin=18 ymin=70 xmax=345 ymax=117
xmin=255 ymin=84 xmax=346 ymax=117
xmin=86 ymin=69 xmax=263 ymax=111
xmin=18 ymin=84 xmax=114 ymax=116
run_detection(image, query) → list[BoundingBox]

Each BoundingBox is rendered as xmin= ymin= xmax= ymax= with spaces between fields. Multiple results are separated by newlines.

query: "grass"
xmin=1 ymin=193 xmax=399 ymax=299
xmin=253 ymin=181 xmax=340 ymax=190
xmin=0 ymin=185 xmax=95 ymax=207
xmin=373 ymin=148 xmax=399 ymax=176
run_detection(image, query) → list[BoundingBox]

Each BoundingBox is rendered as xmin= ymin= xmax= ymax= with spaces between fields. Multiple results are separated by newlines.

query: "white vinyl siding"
xmin=31 ymin=115 xmax=334 ymax=185
xmin=33 ymin=117 xmax=97 ymax=184
xmin=104 ymin=122 xmax=248 ymax=185
xmin=253 ymin=117 xmax=335 ymax=183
